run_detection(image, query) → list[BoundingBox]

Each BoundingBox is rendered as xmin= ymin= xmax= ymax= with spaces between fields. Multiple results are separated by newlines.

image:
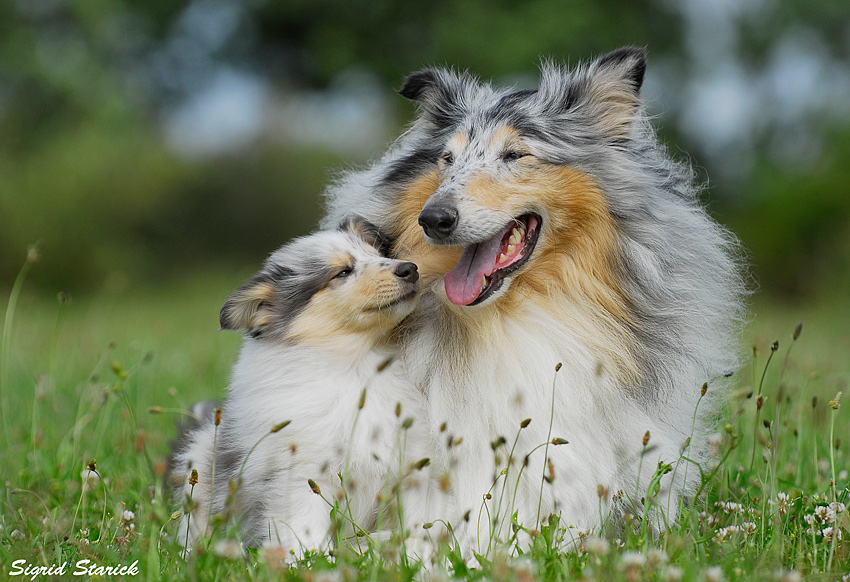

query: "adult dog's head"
xmin=379 ymin=47 xmax=647 ymax=319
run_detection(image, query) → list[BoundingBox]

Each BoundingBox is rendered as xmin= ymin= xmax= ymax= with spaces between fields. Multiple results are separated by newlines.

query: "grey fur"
xmin=322 ymin=48 xmax=748 ymax=537
xmin=323 ymin=48 xmax=747 ymax=404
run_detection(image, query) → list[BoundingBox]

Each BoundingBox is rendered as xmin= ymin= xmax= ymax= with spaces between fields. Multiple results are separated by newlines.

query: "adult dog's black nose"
xmin=418 ymin=204 xmax=458 ymax=239
xmin=394 ymin=261 xmax=419 ymax=283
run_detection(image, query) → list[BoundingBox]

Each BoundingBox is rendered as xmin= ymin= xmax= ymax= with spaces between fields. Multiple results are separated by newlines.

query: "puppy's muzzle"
xmin=394 ymin=261 xmax=419 ymax=283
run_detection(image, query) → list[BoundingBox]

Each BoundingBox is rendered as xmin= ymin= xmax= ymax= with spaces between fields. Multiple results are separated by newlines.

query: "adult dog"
xmin=322 ymin=47 xmax=746 ymax=553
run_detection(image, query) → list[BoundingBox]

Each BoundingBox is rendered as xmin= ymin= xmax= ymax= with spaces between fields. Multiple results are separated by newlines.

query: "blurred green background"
xmin=2 ymin=0 xmax=850 ymax=301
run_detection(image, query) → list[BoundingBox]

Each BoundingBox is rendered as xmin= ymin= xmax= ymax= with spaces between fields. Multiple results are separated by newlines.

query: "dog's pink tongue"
xmin=444 ymin=235 xmax=502 ymax=306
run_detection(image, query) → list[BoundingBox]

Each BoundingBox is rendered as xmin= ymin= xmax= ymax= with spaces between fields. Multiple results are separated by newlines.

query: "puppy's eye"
xmin=334 ymin=267 xmax=353 ymax=279
xmin=503 ymin=151 xmax=527 ymax=162
xmin=441 ymin=151 xmax=454 ymax=165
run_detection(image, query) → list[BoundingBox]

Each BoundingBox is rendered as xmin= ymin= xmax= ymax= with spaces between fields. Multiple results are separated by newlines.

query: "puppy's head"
xmin=220 ymin=218 xmax=420 ymax=346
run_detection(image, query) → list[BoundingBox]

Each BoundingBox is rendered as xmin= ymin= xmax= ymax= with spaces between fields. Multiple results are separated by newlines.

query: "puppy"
xmin=171 ymin=219 xmax=439 ymax=555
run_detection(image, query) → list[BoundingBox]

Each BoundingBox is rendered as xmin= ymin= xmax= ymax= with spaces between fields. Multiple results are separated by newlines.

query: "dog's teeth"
xmin=506 ymin=244 xmax=515 ymax=255
xmin=498 ymin=253 xmax=508 ymax=264
xmin=482 ymin=275 xmax=487 ymax=289
xmin=510 ymin=229 xmax=520 ymax=244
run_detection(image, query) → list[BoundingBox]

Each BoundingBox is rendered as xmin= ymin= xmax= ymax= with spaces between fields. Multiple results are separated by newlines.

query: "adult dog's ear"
xmin=340 ymin=215 xmax=393 ymax=257
xmin=398 ymin=69 xmax=443 ymax=102
xmin=220 ymin=273 xmax=278 ymax=332
xmin=398 ymin=68 xmax=475 ymax=129
xmin=593 ymin=46 xmax=646 ymax=96
xmin=538 ymin=46 xmax=647 ymax=136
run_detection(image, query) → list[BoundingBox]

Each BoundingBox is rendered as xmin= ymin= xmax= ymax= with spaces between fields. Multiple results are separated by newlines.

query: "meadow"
xmin=0 ymin=249 xmax=847 ymax=581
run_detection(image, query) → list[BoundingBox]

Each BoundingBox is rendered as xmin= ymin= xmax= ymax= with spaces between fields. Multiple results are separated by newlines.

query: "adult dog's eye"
xmin=334 ymin=267 xmax=353 ymax=279
xmin=441 ymin=151 xmax=454 ymax=165
xmin=503 ymin=151 xmax=527 ymax=162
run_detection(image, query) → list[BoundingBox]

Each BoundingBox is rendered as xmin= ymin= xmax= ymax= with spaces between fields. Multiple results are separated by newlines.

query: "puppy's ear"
xmin=538 ymin=47 xmax=646 ymax=136
xmin=339 ymin=215 xmax=393 ymax=257
xmin=220 ymin=273 xmax=278 ymax=332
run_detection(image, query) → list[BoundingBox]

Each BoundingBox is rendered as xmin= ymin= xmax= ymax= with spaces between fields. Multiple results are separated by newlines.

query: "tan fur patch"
xmin=386 ymin=157 xmax=639 ymax=383
xmin=488 ymin=126 xmax=525 ymax=152
xmin=495 ymin=164 xmax=639 ymax=382
xmin=388 ymin=172 xmax=462 ymax=287
xmin=223 ymin=281 xmax=276 ymax=329
xmin=288 ymin=264 xmax=413 ymax=348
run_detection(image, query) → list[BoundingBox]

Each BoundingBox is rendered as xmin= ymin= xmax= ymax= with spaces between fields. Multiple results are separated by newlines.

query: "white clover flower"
xmin=10 ymin=529 xmax=25 ymax=541
xmin=122 ymin=510 xmax=135 ymax=522
xmin=814 ymin=505 xmax=834 ymax=523
xmin=714 ymin=525 xmax=743 ymax=542
xmin=663 ymin=565 xmax=684 ymax=582
xmin=583 ymin=536 xmax=610 ymax=556
xmin=821 ymin=526 xmax=842 ymax=543
xmin=213 ymin=540 xmax=244 ymax=559
xmin=647 ymin=548 xmax=669 ymax=568
xmin=742 ymin=522 xmax=757 ymax=535
xmin=829 ymin=501 xmax=845 ymax=514
xmin=314 ymin=570 xmax=342 ymax=582
xmin=619 ymin=551 xmax=646 ymax=569
xmin=804 ymin=514 xmax=817 ymax=526
xmin=773 ymin=569 xmax=801 ymax=582
xmin=722 ymin=502 xmax=744 ymax=514
xmin=777 ymin=492 xmax=789 ymax=516
xmin=704 ymin=565 xmax=724 ymax=582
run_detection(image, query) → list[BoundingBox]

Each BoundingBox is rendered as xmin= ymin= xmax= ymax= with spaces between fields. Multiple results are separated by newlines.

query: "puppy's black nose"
xmin=418 ymin=204 xmax=458 ymax=239
xmin=394 ymin=261 xmax=419 ymax=283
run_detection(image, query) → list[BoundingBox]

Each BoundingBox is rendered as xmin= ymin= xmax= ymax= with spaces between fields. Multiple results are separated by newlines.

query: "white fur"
xmin=172 ymin=231 xmax=444 ymax=557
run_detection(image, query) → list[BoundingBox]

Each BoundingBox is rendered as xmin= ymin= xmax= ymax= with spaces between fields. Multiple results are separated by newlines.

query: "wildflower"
xmin=821 ymin=527 xmax=842 ymax=543
xmin=81 ymin=468 xmax=101 ymax=492
xmin=742 ymin=522 xmax=757 ymax=535
xmin=583 ymin=536 xmax=610 ymax=556
xmin=10 ymin=529 xmax=25 ymax=541
xmin=714 ymin=526 xmax=740 ymax=542
xmin=804 ymin=514 xmax=817 ymax=526
xmin=829 ymin=391 xmax=842 ymax=410
xmin=646 ymin=548 xmax=669 ymax=568
xmin=663 ymin=565 xmax=684 ymax=582
xmin=122 ymin=510 xmax=135 ymax=522
xmin=829 ymin=501 xmax=845 ymax=514
xmin=773 ymin=569 xmax=802 ymax=582
xmin=259 ymin=546 xmax=290 ymax=571
xmin=619 ymin=551 xmax=646 ymax=568
xmin=814 ymin=505 xmax=834 ymax=523
xmin=213 ymin=540 xmax=244 ymax=559
xmin=513 ymin=557 xmax=536 ymax=582
xmin=777 ymin=492 xmax=789 ymax=516
xmin=619 ymin=551 xmax=645 ymax=581
xmin=704 ymin=566 xmax=724 ymax=582
xmin=718 ymin=501 xmax=743 ymax=514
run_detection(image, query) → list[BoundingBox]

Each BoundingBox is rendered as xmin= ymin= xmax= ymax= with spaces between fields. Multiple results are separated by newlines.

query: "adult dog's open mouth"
xmin=444 ymin=214 xmax=541 ymax=306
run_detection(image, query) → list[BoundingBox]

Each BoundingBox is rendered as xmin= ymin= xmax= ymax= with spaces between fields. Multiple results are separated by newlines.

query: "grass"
xmin=0 ymin=253 xmax=848 ymax=581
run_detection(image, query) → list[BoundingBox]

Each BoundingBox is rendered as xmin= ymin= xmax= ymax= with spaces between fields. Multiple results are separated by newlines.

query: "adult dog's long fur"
xmin=322 ymin=47 xmax=746 ymax=551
